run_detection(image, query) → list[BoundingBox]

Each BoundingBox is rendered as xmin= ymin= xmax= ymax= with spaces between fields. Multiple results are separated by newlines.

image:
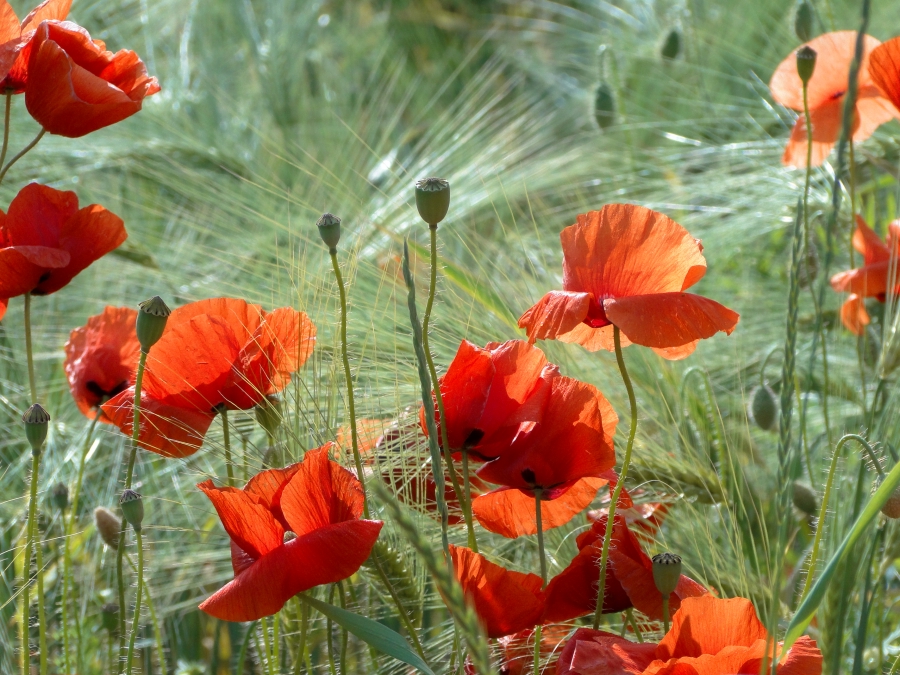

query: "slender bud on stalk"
xmin=136 ymin=296 xmax=171 ymax=352
xmin=414 ymin=177 xmax=450 ymax=226
xmin=660 ymin=28 xmax=681 ymax=61
xmin=51 ymin=482 xmax=68 ymax=511
xmin=796 ymin=46 xmax=817 ymax=85
xmin=255 ymin=395 xmax=282 ymax=437
xmin=792 ymin=480 xmax=818 ymax=516
xmin=794 ymin=0 xmax=815 ymax=43
xmin=750 ymin=385 xmax=778 ymax=431
xmin=594 ymin=82 xmax=616 ymax=129
xmin=23 ymin=403 xmax=50 ymax=455
xmin=101 ymin=603 xmax=119 ymax=634
xmin=94 ymin=507 xmax=121 ymax=549
xmin=651 ymin=552 xmax=682 ymax=596
xmin=316 ymin=212 xmax=342 ymax=252
xmin=119 ymin=489 xmax=144 ymax=532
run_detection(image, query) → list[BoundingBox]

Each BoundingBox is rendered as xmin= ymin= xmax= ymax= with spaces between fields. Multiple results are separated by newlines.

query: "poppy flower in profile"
xmin=542 ymin=514 xmax=706 ymax=624
xmin=450 ymin=545 xmax=545 ymax=639
xmin=770 ymin=32 xmax=899 ymax=168
xmin=518 ymin=205 xmax=739 ymax=360
xmin=24 ymin=20 xmax=159 ymax=138
xmin=103 ymin=298 xmax=316 ymax=457
xmin=0 ymin=0 xmax=70 ymax=92
xmin=198 ymin=445 xmax=383 ymax=622
xmin=64 ymin=306 xmax=140 ymax=422
xmin=830 ymin=215 xmax=900 ymax=335
xmin=557 ymin=595 xmax=823 ymax=675
xmin=0 ymin=182 xmax=126 ymax=320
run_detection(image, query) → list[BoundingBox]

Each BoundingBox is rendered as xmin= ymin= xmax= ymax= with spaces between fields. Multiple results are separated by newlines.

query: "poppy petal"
xmin=852 ymin=214 xmax=891 ymax=265
xmin=0 ymin=298 xmax=8 ymax=321
xmin=4 ymin=182 xmax=78 ymax=246
xmin=519 ymin=290 xmax=592 ymax=344
xmin=557 ymin=628 xmax=657 ymax=675
xmin=604 ymin=292 xmax=739 ymax=351
xmin=779 ymin=636 xmax=824 ymax=675
xmin=20 ymin=0 xmax=72 ymax=32
xmin=243 ymin=462 xmax=303 ymax=529
xmin=840 ymin=294 xmax=870 ymax=335
xmin=557 ymin=322 xmax=624 ymax=353
xmin=656 ymin=595 xmax=768 ymax=660
xmin=871 ymin=36 xmax=900 ymax=111
xmin=0 ymin=245 xmax=69 ymax=296
xmin=830 ymin=260 xmax=892 ymax=297
xmin=651 ymin=341 xmax=698 ymax=360
xmin=780 ymin=98 xmax=846 ymax=168
xmin=168 ymin=297 xmax=264 ymax=337
xmin=0 ymin=2 xmax=20 ymax=45
xmin=197 ymin=480 xmax=284 ymax=560
xmin=279 ymin=445 xmax=365 ymax=537
xmin=199 ymin=519 xmax=383 ymax=622
xmin=853 ymin=93 xmax=899 ymax=142
xmin=472 ymin=477 xmax=609 ymax=539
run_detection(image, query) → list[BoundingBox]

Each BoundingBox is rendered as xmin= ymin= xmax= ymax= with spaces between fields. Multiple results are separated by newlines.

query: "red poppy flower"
xmin=830 ymin=215 xmax=900 ymax=335
xmin=102 ymin=298 xmax=316 ymax=457
xmin=871 ymin=37 xmax=900 ymax=112
xmin=587 ymin=483 xmax=670 ymax=543
xmin=64 ymin=306 xmax=140 ymax=422
xmin=0 ymin=0 xmax=70 ymax=92
xmin=557 ymin=596 xmax=822 ymax=675
xmin=197 ymin=445 xmax=383 ymax=622
xmin=542 ymin=514 xmax=706 ymax=624
xmin=451 ymin=545 xmax=546 ymax=639
xmin=24 ymin=20 xmax=159 ymax=137
xmin=518 ymin=205 xmax=739 ymax=360
xmin=0 ymin=182 xmax=126 ymax=320
xmin=770 ymin=32 xmax=899 ymax=168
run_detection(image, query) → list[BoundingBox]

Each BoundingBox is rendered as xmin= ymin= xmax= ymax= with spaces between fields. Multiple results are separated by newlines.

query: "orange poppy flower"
xmin=102 ymin=298 xmax=316 ymax=457
xmin=24 ymin=20 xmax=159 ymax=137
xmin=450 ymin=545 xmax=545 ymax=639
xmin=64 ymin=306 xmax=140 ymax=422
xmin=0 ymin=0 xmax=70 ymax=92
xmin=871 ymin=37 xmax=900 ymax=112
xmin=557 ymin=596 xmax=822 ymax=675
xmin=830 ymin=215 xmax=900 ymax=335
xmin=543 ymin=514 xmax=706 ymax=624
xmin=197 ymin=445 xmax=383 ymax=622
xmin=770 ymin=32 xmax=899 ymax=168
xmin=518 ymin=205 xmax=739 ymax=360
xmin=0 ymin=182 xmax=125 ymax=320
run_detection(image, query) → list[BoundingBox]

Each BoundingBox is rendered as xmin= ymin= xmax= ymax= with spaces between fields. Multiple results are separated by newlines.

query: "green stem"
xmin=326 ymin=587 xmax=337 ymax=675
xmin=534 ymin=491 xmax=547 ymax=675
xmin=108 ymin=633 xmax=114 ymax=674
xmin=221 ymin=408 xmax=234 ymax=487
xmin=61 ymin=506 xmax=72 ymax=675
xmin=125 ymin=530 xmax=143 ymax=675
xmin=422 ymin=224 xmax=475 ymax=550
xmin=0 ymin=128 xmax=45 ymax=186
xmin=35 ymin=519 xmax=47 ymax=675
xmin=261 ymin=616 xmax=275 ymax=675
xmin=125 ymin=553 xmax=166 ymax=675
xmin=461 ymin=451 xmax=477 ymax=550
xmin=21 ymin=452 xmax=40 ymax=675
xmin=273 ymin=612 xmax=281 ymax=672
xmin=592 ymin=326 xmax=637 ymax=630
xmin=24 ymin=293 xmax=36 ymax=403
xmin=0 ymin=90 xmax=12 ymax=169
xmin=237 ymin=621 xmax=258 ymax=674
xmin=533 ymin=623 xmax=542 ymax=675
xmin=625 ymin=608 xmax=643 ymax=643
xmin=371 ymin=556 xmax=427 ymax=660
xmin=662 ymin=597 xmax=670 ymax=635
xmin=338 ymin=581 xmax=348 ymax=675
xmin=329 ymin=250 xmax=368 ymax=517
xmin=293 ymin=599 xmax=308 ymax=675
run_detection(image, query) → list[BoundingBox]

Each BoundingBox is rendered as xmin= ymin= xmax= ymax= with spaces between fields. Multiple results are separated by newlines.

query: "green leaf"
xmin=301 ymin=593 xmax=434 ymax=675
xmin=784 ymin=459 xmax=900 ymax=649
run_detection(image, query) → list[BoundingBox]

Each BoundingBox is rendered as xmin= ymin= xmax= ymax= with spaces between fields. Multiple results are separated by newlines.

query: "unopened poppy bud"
xmin=794 ymin=0 xmax=814 ymax=43
xmin=750 ymin=385 xmax=778 ymax=431
xmin=101 ymin=603 xmax=119 ymax=633
xmin=255 ymin=395 xmax=282 ymax=437
xmin=119 ymin=489 xmax=144 ymax=532
xmin=136 ymin=296 xmax=171 ymax=352
xmin=51 ymin=482 xmax=69 ymax=511
xmin=594 ymin=81 xmax=616 ymax=129
xmin=414 ymin=177 xmax=450 ymax=226
xmin=796 ymin=46 xmax=817 ymax=85
xmin=23 ymin=403 xmax=50 ymax=455
xmin=316 ymin=213 xmax=342 ymax=252
xmin=661 ymin=28 xmax=681 ymax=61
xmin=882 ymin=484 xmax=900 ymax=519
xmin=792 ymin=480 xmax=818 ymax=516
xmin=651 ymin=552 xmax=682 ymax=596
xmin=93 ymin=506 xmax=121 ymax=548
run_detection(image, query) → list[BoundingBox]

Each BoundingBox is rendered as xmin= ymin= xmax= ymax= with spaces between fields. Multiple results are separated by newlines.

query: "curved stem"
xmin=759 ymin=345 xmax=782 ymax=389
xmin=21 ymin=452 xmax=40 ymax=675
xmin=625 ymin=608 xmax=643 ymax=642
xmin=221 ymin=408 xmax=234 ymax=487
xmin=125 ymin=530 xmax=143 ymax=675
xmin=0 ymin=128 xmax=45 ymax=186
xmin=0 ymin=91 xmax=12 ymax=169
xmin=592 ymin=326 xmax=637 ymax=630
xmin=24 ymin=293 xmax=36 ymax=403
xmin=422 ymin=224 xmax=475 ymax=550
xmin=330 ymin=250 xmax=368 ymax=517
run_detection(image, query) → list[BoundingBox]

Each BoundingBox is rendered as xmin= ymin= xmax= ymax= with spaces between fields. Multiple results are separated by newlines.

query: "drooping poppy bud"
xmin=661 ymin=28 xmax=681 ymax=61
xmin=414 ymin=177 xmax=450 ymax=226
xmin=651 ymin=552 xmax=682 ymax=596
xmin=796 ymin=46 xmax=817 ymax=86
xmin=749 ymin=385 xmax=778 ymax=431
xmin=136 ymin=296 xmax=171 ymax=352
xmin=794 ymin=0 xmax=815 ymax=43
xmin=792 ymin=480 xmax=818 ymax=516
xmin=316 ymin=213 xmax=342 ymax=252
xmin=882 ymin=485 xmax=900 ymax=519
xmin=119 ymin=489 xmax=144 ymax=532
xmin=51 ymin=482 xmax=69 ymax=511
xmin=593 ymin=82 xmax=616 ymax=129
xmin=101 ymin=603 xmax=119 ymax=634
xmin=23 ymin=403 xmax=50 ymax=455
xmin=255 ymin=395 xmax=282 ymax=438
xmin=94 ymin=506 xmax=121 ymax=548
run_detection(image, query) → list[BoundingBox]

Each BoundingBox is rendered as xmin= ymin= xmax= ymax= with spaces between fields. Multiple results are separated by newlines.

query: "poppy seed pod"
xmin=794 ymin=0 xmax=815 ymax=43
xmin=792 ymin=480 xmax=818 ymax=516
xmin=51 ymin=482 xmax=69 ymax=511
xmin=93 ymin=506 xmax=121 ymax=548
xmin=651 ymin=552 xmax=682 ymax=596
xmin=593 ymin=82 xmax=616 ymax=129
xmin=316 ymin=213 xmax=342 ymax=252
xmin=796 ymin=46 xmax=817 ymax=85
xmin=119 ymin=489 xmax=144 ymax=532
xmin=136 ymin=296 xmax=171 ymax=352
xmin=23 ymin=403 xmax=50 ymax=455
xmin=414 ymin=177 xmax=450 ymax=226
xmin=749 ymin=385 xmax=778 ymax=431
xmin=101 ymin=603 xmax=119 ymax=633
xmin=661 ymin=29 xmax=681 ymax=61
xmin=255 ymin=395 xmax=282 ymax=437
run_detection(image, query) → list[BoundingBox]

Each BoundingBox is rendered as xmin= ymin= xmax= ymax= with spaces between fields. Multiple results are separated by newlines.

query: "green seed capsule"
xmin=23 ymin=403 xmax=50 ymax=455
xmin=594 ymin=82 xmax=616 ymax=129
xmin=51 ymin=482 xmax=69 ymax=511
xmin=792 ymin=480 xmax=818 ymax=516
xmin=255 ymin=395 xmax=282 ymax=438
xmin=119 ymin=489 xmax=144 ymax=532
xmin=750 ymin=385 xmax=778 ymax=431
xmin=136 ymin=296 xmax=171 ymax=352
xmin=661 ymin=29 xmax=681 ymax=61
xmin=794 ymin=0 xmax=815 ymax=43
xmin=651 ymin=552 xmax=682 ymax=595
xmin=796 ymin=46 xmax=817 ymax=85
xmin=101 ymin=603 xmax=119 ymax=633
xmin=316 ymin=213 xmax=342 ymax=252
xmin=414 ymin=177 xmax=451 ymax=226
xmin=93 ymin=506 xmax=121 ymax=549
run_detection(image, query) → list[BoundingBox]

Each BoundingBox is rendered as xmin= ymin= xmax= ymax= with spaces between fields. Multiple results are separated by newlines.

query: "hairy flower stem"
xmin=625 ymin=609 xmax=644 ymax=642
xmin=124 ymin=530 xmax=143 ymax=675
xmin=423 ymin=224 xmax=476 ymax=551
xmin=534 ymin=491 xmax=547 ymax=675
xmin=329 ymin=250 xmax=368 ymax=517
xmin=0 ymin=91 xmax=11 ymax=168
xmin=0 ymin=128 xmax=45 ymax=186
xmin=125 ymin=553 xmax=166 ymax=675
xmin=593 ymin=326 xmax=637 ymax=630
xmin=220 ymin=408 xmax=235 ymax=487
xmin=35 ymin=523 xmax=47 ymax=675
xmin=21 ymin=453 xmax=40 ymax=675
xmin=24 ymin=293 xmax=36 ymax=403
xmin=261 ymin=616 xmax=275 ymax=675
